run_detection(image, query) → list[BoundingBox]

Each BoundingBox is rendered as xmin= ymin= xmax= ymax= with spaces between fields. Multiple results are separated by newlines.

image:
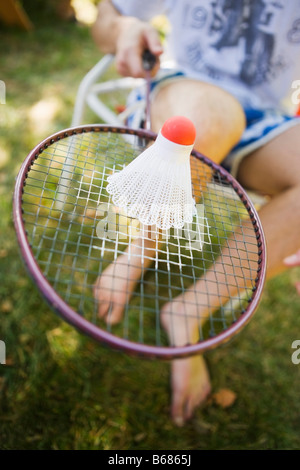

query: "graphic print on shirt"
xmin=287 ymin=18 xmax=300 ymax=43
xmin=184 ymin=0 xmax=290 ymax=87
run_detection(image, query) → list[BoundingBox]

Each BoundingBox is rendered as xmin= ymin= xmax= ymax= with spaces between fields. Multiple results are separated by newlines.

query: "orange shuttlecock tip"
xmin=161 ymin=116 xmax=196 ymax=145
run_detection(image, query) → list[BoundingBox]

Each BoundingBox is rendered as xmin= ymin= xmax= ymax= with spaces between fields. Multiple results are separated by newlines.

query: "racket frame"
xmin=13 ymin=124 xmax=266 ymax=359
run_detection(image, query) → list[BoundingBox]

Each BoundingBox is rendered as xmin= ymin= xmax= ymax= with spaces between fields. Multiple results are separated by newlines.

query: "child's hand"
xmin=115 ymin=19 xmax=163 ymax=78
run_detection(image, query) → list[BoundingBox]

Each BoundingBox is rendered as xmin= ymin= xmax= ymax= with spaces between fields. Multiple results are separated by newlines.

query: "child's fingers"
xmin=144 ymin=27 xmax=163 ymax=57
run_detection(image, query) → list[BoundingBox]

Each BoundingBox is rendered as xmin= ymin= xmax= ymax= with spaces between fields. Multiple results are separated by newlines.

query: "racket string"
xmin=19 ymin=129 xmax=265 ymax=352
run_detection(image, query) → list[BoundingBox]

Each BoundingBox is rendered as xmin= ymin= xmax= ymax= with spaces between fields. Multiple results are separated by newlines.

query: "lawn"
xmin=1 ymin=2 xmax=300 ymax=451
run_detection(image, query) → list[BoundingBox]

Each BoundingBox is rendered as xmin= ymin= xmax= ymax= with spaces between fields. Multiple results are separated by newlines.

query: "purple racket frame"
xmin=13 ymin=124 xmax=266 ymax=359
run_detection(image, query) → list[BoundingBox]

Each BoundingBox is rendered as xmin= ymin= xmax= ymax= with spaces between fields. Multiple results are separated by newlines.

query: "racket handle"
xmin=142 ymin=49 xmax=157 ymax=71
xmin=142 ymin=49 xmax=157 ymax=130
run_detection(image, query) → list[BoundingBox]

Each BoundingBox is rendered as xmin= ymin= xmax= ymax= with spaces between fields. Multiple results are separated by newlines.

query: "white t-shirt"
xmin=112 ymin=0 xmax=300 ymax=113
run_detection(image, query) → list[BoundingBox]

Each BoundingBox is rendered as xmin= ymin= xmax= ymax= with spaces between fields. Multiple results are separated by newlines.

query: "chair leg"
xmin=71 ymin=54 xmax=115 ymax=127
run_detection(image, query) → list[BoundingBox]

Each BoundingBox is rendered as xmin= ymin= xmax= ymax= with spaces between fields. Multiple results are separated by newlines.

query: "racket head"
xmin=13 ymin=125 xmax=266 ymax=359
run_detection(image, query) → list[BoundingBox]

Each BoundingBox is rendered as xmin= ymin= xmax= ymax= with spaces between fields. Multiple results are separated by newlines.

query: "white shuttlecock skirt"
xmin=106 ymin=131 xmax=197 ymax=230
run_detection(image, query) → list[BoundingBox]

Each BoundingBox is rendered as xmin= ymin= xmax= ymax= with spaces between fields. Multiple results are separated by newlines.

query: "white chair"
xmin=55 ymin=54 xmax=150 ymax=209
xmin=71 ymin=53 xmax=147 ymax=129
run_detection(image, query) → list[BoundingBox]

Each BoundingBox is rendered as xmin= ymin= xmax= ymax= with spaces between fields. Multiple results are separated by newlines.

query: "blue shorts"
xmin=126 ymin=70 xmax=300 ymax=177
xmin=222 ymin=108 xmax=300 ymax=177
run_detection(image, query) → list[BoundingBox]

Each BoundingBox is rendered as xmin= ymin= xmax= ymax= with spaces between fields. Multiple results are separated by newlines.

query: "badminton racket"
xmin=13 ymin=120 xmax=266 ymax=359
xmin=14 ymin=51 xmax=266 ymax=359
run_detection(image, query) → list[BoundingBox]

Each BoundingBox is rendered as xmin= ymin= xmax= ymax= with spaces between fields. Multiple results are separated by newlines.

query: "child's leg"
xmin=94 ymin=78 xmax=245 ymax=321
xmin=151 ymin=79 xmax=246 ymax=424
xmin=94 ymin=78 xmax=246 ymax=424
xmin=163 ymin=123 xmax=300 ymax=425
xmin=160 ymin=220 xmax=258 ymax=424
xmin=94 ymin=231 xmax=160 ymax=325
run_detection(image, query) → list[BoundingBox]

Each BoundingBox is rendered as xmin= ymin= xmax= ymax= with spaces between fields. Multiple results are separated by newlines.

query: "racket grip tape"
xmin=142 ymin=49 xmax=157 ymax=71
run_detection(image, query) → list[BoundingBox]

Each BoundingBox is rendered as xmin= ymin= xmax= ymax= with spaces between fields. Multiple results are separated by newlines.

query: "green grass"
xmin=1 ymin=13 xmax=300 ymax=451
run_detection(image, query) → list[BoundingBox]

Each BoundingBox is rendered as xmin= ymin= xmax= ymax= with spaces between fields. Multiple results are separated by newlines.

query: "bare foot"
xmin=93 ymin=255 xmax=135 ymax=325
xmin=170 ymin=356 xmax=211 ymax=426
xmin=161 ymin=295 xmax=211 ymax=426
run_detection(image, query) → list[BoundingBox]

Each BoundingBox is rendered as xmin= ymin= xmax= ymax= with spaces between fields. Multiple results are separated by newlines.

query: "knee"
xmin=191 ymin=83 xmax=246 ymax=162
xmin=151 ymin=79 xmax=246 ymax=164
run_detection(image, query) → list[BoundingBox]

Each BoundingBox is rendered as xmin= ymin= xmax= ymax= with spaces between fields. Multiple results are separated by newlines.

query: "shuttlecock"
xmin=106 ymin=116 xmax=197 ymax=230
